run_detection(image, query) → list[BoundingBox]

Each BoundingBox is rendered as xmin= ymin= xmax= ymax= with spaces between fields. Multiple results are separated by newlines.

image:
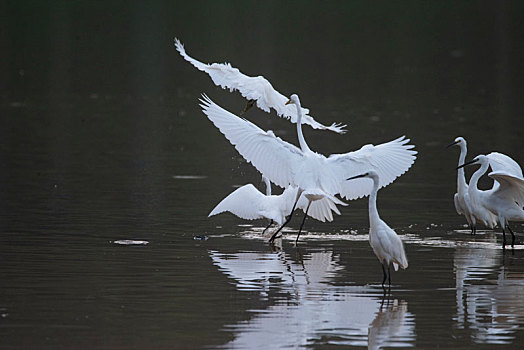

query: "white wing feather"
xmin=327 ymin=137 xmax=417 ymax=200
xmin=454 ymin=193 xmax=464 ymax=215
xmin=208 ymin=184 xmax=267 ymax=220
xmin=200 ymin=94 xmax=303 ymax=189
xmin=201 ymin=95 xmax=416 ymax=199
xmin=175 ymin=38 xmax=346 ymax=134
xmin=487 ymin=152 xmax=523 ymax=178
xmin=489 ymin=171 xmax=524 ymax=205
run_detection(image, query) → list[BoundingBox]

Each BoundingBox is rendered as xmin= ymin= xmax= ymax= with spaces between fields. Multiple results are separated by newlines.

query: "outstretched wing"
xmin=489 ymin=171 xmax=524 ymax=205
xmin=175 ymin=38 xmax=346 ymax=134
xmin=326 ymin=136 xmax=417 ymax=200
xmin=208 ymin=184 xmax=267 ymax=220
xmin=200 ymin=94 xmax=303 ymax=189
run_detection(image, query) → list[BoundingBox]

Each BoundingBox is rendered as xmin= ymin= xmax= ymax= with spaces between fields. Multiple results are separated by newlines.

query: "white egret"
xmin=174 ymin=38 xmax=346 ymax=134
xmin=347 ymin=171 xmax=408 ymax=287
xmin=447 ymin=137 xmax=476 ymax=233
xmin=458 ymin=154 xmax=524 ymax=248
xmin=208 ymin=175 xmax=347 ymax=238
xmin=199 ymin=94 xmax=417 ymax=243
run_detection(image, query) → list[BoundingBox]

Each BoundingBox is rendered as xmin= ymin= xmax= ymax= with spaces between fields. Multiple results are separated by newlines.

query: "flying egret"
xmin=208 ymin=176 xmax=347 ymax=237
xmin=347 ymin=171 xmax=408 ymax=287
xmin=199 ymin=94 xmax=417 ymax=243
xmin=447 ymin=137 xmax=476 ymax=233
xmin=458 ymin=154 xmax=524 ymax=248
xmin=174 ymin=38 xmax=346 ymax=134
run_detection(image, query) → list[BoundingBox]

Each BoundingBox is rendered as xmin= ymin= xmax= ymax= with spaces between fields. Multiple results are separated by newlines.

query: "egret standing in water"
xmin=458 ymin=154 xmax=524 ymax=248
xmin=447 ymin=137 xmax=476 ymax=233
xmin=200 ymin=94 xmax=417 ymax=244
xmin=347 ymin=171 xmax=408 ymax=287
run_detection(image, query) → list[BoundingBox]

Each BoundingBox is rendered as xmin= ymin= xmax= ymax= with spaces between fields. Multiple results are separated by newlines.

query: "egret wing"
xmin=175 ymin=38 xmax=346 ymax=134
xmin=489 ymin=171 xmax=524 ymax=205
xmin=454 ymin=193 xmax=464 ymax=215
xmin=487 ymin=152 xmax=523 ymax=178
xmin=297 ymin=195 xmax=347 ymax=222
xmin=327 ymin=136 xmax=417 ymax=200
xmin=200 ymin=94 xmax=303 ymax=189
xmin=208 ymin=184 xmax=267 ymax=220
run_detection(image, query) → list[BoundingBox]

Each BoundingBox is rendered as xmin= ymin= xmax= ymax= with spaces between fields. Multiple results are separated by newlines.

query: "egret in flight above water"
xmin=347 ymin=171 xmax=409 ymax=287
xmin=174 ymin=38 xmax=346 ymax=134
xmin=458 ymin=153 xmax=524 ymax=248
xmin=208 ymin=175 xmax=347 ymax=238
xmin=200 ymin=93 xmax=417 ymax=243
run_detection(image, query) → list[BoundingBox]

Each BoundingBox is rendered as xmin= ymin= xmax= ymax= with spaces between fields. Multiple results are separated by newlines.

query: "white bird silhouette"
xmin=447 ymin=137 xmax=477 ymax=233
xmin=174 ymin=38 xmax=346 ymax=134
xmin=208 ymin=175 xmax=347 ymax=237
xmin=347 ymin=170 xmax=408 ymax=287
xmin=200 ymin=94 xmax=417 ymax=243
xmin=459 ymin=153 xmax=524 ymax=248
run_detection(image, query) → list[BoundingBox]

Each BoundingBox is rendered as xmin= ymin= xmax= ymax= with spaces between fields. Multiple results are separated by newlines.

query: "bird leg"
xmin=268 ymin=189 xmax=303 ymax=243
xmin=388 ymin=265 xmax=392 ymax=286
xmin=262 ymin=220 xmax=274 ymax=235
xmin=381 ymin=263 xmax=387 ymax=287
xmin=240 ymin=99 xmax=256 ymax=115
xmin=268 ymin=198 xmax=299 ymax=243
xmin=507 ymin=224 xmax=516 ymax=247
xmin=502 ymin=227 xmax=507 ymax=249
xmin=295 ymin=201 xmax=311 ymax=245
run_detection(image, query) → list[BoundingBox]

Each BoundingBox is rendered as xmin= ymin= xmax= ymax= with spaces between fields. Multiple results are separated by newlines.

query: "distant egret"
xmin=458 ymin=154 xmax=524 ymax=248
xmin=208 ymin=176 xmax=347 ymax=236
xmin=347 ymin=171 xmax=408 ymax=287
xmin=200 ymin=94 xmax=417 ymax=243
xmin=447 ymin=137 xmax=476 ymax=233
xmin=174 ymin=38 xmax=346 ymax=134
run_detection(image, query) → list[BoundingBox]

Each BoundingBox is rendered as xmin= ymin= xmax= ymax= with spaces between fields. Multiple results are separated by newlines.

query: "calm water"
xmin=2 ymin=1 xmax=524 ymax=349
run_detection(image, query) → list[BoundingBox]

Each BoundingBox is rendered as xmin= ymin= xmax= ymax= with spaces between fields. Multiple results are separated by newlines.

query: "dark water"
xmin=1 ymin=1 xmax=524 ymax=349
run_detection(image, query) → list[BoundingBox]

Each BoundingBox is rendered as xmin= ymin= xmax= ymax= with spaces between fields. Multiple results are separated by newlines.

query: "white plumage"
xmin=200 ymin=93 xmax=416 ymax=242
xmin=174 ymin=38 xmax=346 ymax=134
xmin=460 ymin=153 xmax=524 ymax=247
xmin=347 ymin=171 xmax=408 ymax=286
xmin=448 ymin=137 xmax=476 ymax=232
xmin=208 ymin=178 xmax=347 ymax=226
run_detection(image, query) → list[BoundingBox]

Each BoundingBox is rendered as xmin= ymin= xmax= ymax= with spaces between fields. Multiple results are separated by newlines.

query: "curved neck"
xmin=368 ymin=177 xmax=381 ymax=227
xmin=469 ymin=161 xmax=489 ymax=191
xmin=293 ymin=102 xmax=311 ymax=153
xmin=263 ymin=176 xmax=271 ymax=196
xmin=457 ymin=144 xmax=468 ymax=190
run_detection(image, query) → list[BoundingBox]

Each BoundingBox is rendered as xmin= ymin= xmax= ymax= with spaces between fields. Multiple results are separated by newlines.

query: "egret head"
xmin=446 ymin=136 xmax=466 ymax=149
xmin=457 ymin=154 xmax=487 ymax=169
xmin=346 ymin=170 xmax=379 ymax=181
xmin=285 ymin=94 xmax=300 ymax=106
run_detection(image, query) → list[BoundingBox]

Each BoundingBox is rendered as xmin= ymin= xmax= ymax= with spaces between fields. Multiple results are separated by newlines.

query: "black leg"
xmin=507 ymin=224 xmax=516 ymax=247
xmin=262 ymin=220 xmax=274 ymax=235
xmin=240 ymin=99 xmax=256 ymax=115
xmin=295 ymin=201 xmax=311 ymax=245
xmin=381 ymin=263 xmax=387 ymax=287
xmin=269 ymin=197 xmax=299 ymax=243
xmin=502 ymin=227 xmax=506 ymax=249
xmin=388 ymin=265 xmax=392 ymax=286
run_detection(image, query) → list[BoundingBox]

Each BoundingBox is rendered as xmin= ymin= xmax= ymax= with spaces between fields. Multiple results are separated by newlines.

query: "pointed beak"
xmin=457 ymin=158 xmax=479 ymax=169
xmin=285 ymin=99 xmax=291 ymax=105
xmin=446 ymin=140 xmax=460 ymax=149
xmin=346 ymin=173 xmax=367 ymax=181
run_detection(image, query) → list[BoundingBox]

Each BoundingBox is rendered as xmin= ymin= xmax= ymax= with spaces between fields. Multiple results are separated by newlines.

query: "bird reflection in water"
xmin=209 ymin=249 xmax=415 ymax=348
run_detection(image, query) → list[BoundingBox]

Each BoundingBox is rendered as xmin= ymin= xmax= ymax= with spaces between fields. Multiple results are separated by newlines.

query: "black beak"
xmin=457 ymin=158 xmax=479 ymax=169
xmin=347 ymin=173 xmax=367 ymax=181
xmin=285 ymin=99 xmax=291 ymax=105
xmin=446 ymin=140 xmax=460 ymax=149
